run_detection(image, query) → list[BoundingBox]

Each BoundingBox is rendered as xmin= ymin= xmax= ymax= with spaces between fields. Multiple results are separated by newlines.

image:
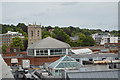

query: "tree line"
xmin=1 ymin=23 xmax=119 ymax=52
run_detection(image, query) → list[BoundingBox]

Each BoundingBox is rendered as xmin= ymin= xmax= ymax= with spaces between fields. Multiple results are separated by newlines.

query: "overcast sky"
xmin=1 ymin=2 xmax=118 ymax=30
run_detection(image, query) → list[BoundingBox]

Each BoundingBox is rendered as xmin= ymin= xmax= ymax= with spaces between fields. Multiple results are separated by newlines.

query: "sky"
xmin=1 ymin=2 xmax=118 ymax=31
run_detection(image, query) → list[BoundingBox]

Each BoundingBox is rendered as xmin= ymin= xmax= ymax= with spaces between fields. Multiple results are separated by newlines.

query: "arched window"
xmin=37 ymin=30 xmax=39 ymax=36
xmin=31 ymin=31 xmax=33 ymax=37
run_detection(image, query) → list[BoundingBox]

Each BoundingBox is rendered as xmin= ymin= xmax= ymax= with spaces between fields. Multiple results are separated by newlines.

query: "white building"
xmin=101 ymin=36 xmax=118 ymax=45
xmin=92 ymin=33 xmax=118 ymax=45
xmin=27 ymin=37 xmax=71 ymax=56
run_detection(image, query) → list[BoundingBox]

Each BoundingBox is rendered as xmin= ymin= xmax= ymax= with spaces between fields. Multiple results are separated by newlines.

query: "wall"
xmin=3 ymin=56 xmax=60 ymax=66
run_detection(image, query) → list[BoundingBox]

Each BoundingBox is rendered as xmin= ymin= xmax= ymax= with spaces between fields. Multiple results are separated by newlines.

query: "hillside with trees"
xmin=1 ymin=23 xmax=119 ymax=50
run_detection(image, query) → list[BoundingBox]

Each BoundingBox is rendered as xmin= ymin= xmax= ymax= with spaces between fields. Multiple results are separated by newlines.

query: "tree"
xmin=53 ymin=28 xmax=70 ymax=43
xmin=82 ymin=36 xmax=95 ymax=46
xmin=42 ymin=31 xmax=52 ymax=38
xmin=2 ymin=44 xmax=7 ymax=53
xmin=17 ymin=23 xmax=28 ymax=33
xmin=78 ymin=33 xmax=86 ymax=41
xmin=10 ymin=37 xmax=24 ymax=50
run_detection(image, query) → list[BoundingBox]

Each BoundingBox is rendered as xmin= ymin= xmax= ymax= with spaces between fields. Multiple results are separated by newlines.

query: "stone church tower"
xmin=28 ymin=24 xmax=42 ymax=45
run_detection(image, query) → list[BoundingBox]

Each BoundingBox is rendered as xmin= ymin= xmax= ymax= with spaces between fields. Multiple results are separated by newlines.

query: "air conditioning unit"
xmin=22 ymin=59 xmax=30 ymax=69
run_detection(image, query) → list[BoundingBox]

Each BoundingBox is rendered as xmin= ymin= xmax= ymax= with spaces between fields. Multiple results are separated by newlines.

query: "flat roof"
xmin=67 ymin=69 xmax=119 ymax=79
xmin=70 ymin=53 xmax=118 ymax=58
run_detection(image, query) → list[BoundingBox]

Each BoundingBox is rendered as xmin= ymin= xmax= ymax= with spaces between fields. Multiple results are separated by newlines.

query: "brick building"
xmin=0 ymin=31 xmax=24 ymax=46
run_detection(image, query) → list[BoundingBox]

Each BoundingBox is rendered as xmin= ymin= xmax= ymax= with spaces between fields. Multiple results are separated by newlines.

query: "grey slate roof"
xmin=28 ymin=37 xmax=70 ymax=49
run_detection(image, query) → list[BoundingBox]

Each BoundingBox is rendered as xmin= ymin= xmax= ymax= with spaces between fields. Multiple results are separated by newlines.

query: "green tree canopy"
xmin=17 ymin=23 xmax=28 ymax=33
xmin=10 ymin=37 xmax=24 ymax=50
xmin=2 ymin=44 xmax=7 ymax=53
xmin=42 ymin=31 xmax=52 ymax=38
xmin=82 ymin=36 xmax=95 ymax=46
xmin=53 ymin=28 xmax=70 ymax=43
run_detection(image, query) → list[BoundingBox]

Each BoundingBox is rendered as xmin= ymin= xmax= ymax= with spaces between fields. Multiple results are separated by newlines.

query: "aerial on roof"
xmin=28 ymin=37 xmax=70 ymax=49
xmin=48 ymin=55 xmax=81 ymax=69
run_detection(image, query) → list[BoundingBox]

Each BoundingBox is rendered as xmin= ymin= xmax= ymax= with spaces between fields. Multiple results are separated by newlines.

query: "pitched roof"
xmin=28 ymin=37 xmax=70 ymax=49
xmin=48 ymin=55 xmax=81 ymax=69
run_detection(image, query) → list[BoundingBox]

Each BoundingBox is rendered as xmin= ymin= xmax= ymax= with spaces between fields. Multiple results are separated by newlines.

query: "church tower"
xmin=28 ymin=23 xmax=42 ymax=45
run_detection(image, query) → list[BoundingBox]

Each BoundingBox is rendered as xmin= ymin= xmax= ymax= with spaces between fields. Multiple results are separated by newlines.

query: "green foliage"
xmin=10 ymin=37 xmax=24 ymax=50
xmin=2 ymin=44 xmax=7 ymax=53
xmin=2 ymin=23 xmax=28 ymax=37
xmin=110 ymin=30 xmax=119 ymax=37
xmin=82 ymin=36 xmax=95 ymax=46
xmin=2 ymin=23 xmax=118 ymax=48
xmin=68 ymin=33 xmax=95 ymax=47
xmin=17 ymin=23 xmax=28 ymax=33
xmin=42 ymin=31 xmax=52 ymax=38
xmin=52 ymin=28 xmax=70 ymax=43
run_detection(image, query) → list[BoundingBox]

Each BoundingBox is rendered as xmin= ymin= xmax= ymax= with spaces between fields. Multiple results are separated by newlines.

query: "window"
xmin=50 ymin=49 xmax=66 ymax=55
xmin=36 ymin=50 xmax=48 ymax=55
xmin=40 ymin=50 xmax=43 ymax=53
xmin=102 ymin=58 xmax=106 ymax=60
xmin=28 ymin=49 xmax=34 ymax=55
xmin=37 ymin=31 xmax=39 ymax=36
xmin=31 ymin=31 xmax=33 ymax=37
xmin=76 ymin=59 xmax=79 ymax=62
xmin=36 ymin=50 xmax=39 ymax=53
xmin=55 ymin=70 xmax=59 ymax=73
xmin=115 ymin=57 xmax=119 ymax=60
xmin=89 ymin=59 xmax=93 ymax=61
xmin=44 ymin=50 xmax=48 ymax=53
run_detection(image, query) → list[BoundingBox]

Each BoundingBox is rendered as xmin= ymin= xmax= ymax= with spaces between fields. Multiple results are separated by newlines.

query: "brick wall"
xmin=3 ymin=56 xmax=60 ymax=66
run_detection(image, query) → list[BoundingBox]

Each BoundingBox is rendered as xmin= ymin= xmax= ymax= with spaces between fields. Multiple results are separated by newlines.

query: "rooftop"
xmin=28 ymin=37 xmax=70 ymax=49
xmin=71 ymin=48 xmax=92 ymax=54
xmin=48 ymin=55 xmax=81 ymax=69
xmin=6 ymin=31 xmax=19 ymax=34
xmin=66 ymin=69 xmax=119 ymax=79
xmin=70 ymin=53 xmax=118 ymax=58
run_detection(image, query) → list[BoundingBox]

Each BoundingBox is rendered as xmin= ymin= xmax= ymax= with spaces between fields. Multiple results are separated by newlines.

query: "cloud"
xmin=2 ymin=2 xmax=118 ymax=30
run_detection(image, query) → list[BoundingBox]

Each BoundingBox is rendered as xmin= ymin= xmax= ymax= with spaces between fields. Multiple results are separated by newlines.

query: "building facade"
xmin=92 ymin=33 xmax=118 ymax=45
xmin=0 ymin=31 xmax=24 ymax=46
xmin=100 ymin=36 xmax=118 ymax=45
xmin=28 ymin=24 xmax=42 ymax=45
